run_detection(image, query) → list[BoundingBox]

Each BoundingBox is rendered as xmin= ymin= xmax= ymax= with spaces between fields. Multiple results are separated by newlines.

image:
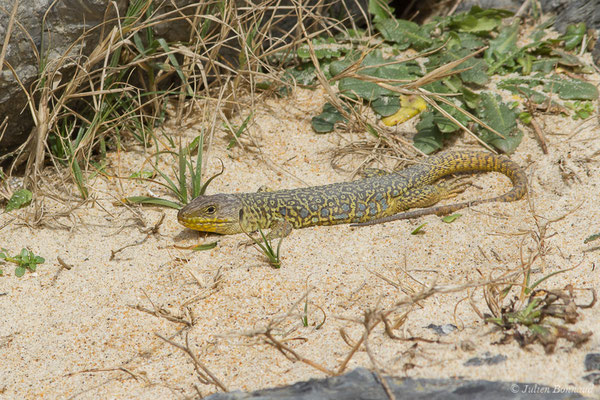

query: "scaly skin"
xmin=177 ymin=151 xmax=527 ymax=236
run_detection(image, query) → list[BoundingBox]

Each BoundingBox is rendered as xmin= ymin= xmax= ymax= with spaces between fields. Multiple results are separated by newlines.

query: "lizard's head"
xmin=177 ymin=194 xmax=244 ymax=234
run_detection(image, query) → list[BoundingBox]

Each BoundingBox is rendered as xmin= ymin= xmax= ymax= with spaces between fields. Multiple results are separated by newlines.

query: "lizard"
xmin=177 ymin=151 xmax=527 ymax=237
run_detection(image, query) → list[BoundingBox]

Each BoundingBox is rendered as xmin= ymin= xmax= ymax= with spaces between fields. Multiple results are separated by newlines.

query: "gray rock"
xmin=464 ymin=352 xmax=507 ymax=366
xmin=205 ymin=368 xmax=589 ymax=399
xmin=0 ymin=0 xmax=368 ymax=157
xmin=584 ymin=353 xmax=600 ymax=371
xmin=582 ymin=372 xmax=600 ymax=385
xmin=426 ymin=323 xmax=458 ymax=335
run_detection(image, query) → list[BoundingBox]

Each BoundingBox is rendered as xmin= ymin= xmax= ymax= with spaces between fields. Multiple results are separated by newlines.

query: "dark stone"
xmin=205 ymin=367 xmax=590 ymax=399
xmin=426 ymin=323 xmax=458 ymax=335
xmin=464 ymin=352 xmax=507 ymax=366
xmin=582 ymin=372 xmax=600 ymax=385
xmin=584 ymin=353 xmax=600 ymax=371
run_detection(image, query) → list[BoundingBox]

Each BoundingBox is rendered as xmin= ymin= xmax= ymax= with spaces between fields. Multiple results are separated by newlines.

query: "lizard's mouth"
xmin=177 ymin=204 xmax=242 ymax=234
xmin=177 ymin=215 xmax=234 ymax=234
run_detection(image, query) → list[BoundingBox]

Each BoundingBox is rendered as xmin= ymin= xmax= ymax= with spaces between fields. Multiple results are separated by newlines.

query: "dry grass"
xmin=1 ymin=0 xmax=369 ymax=204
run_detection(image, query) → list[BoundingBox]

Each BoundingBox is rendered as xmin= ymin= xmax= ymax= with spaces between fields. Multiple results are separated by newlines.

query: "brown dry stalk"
xmin=155 ymin=332 xmax=228 ymax=392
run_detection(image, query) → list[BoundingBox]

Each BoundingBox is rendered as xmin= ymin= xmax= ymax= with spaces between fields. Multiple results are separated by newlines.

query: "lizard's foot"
xmin=238 ymin=219 xmax=292 ymax=247
xmin=437 ymin=176 xmax=472 ymax=199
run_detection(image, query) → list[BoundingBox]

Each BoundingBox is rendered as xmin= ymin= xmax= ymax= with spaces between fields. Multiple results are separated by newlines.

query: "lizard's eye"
xmin=205 ymin=205 xmax=217 ymax=214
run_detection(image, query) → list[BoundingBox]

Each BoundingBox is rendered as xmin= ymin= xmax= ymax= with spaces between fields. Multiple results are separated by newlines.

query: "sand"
xmin=1 ymin=82 xmax=599 ymax=399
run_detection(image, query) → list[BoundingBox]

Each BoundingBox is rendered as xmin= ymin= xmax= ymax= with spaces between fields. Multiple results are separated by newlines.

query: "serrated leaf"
xmin=5 ymin=189 xmax=32 ymax=212
xmin=499 ymin=83 xmax=548 ymax=104
xmin=429 ymin=48 xmax=489 ymax=85
xmin=297 ymin=37 xmax=343 ymax=60
xmin=414 ymin=112 xmax=443 ymax=154
xmin=125 ymin=196 xmax=182 ymax=209
xmin=500 ymin=75 xmax=599 ymax=100
xmin=562 ymin=23 xmax=586 ymax=51
xmin=477 ymin=93 xmax=522 ymax=153
xmin=551 ymin=49 xmax=584 ymax=67
xmin=449 ymin=6 xmax=513 ymax=34
xmin=336 ymin=51 xmax=420 ymax=101
xmin=542 ymin=75 xmax=599 ymax=100
xmin=376 ymin=18 xmax=434 ymax=50
xmin=530 ymin=58 xmax=558 ymax=73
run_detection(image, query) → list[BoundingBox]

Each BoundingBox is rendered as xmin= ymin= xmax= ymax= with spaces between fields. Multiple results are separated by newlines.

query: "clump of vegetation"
xmin=246 ymin=226 xmax=283 ymax=269
xmin=0 ymin=248 xmax=45 ymax=277
xmin=276 ymin=3 xmax=598 ymax=155
xmin=482 ymin=269 xmax=595 ymax=353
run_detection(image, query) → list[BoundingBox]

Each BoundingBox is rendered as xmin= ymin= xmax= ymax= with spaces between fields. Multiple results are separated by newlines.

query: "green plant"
xmin=5 ymin=189 xmax=33 ymax=212
xmin=0 ymin=248 xmax=45 ymax=277
xmin=276 ymin=1 xmax=598 ymax=155
xmin=483 ymin=268 xmax=593 ymax=353
xmin=126 ymin=134 xmax=222 ymax=209
xmin=247 ymin=226 xmax=283 ymax=269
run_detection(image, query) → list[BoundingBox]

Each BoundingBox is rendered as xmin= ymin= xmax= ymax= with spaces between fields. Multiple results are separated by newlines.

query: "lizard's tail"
xmin=352 ymin=151 xmax=528 ymax=227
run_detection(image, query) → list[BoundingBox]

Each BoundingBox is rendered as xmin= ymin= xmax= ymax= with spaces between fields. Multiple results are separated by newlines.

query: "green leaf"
xmin=414 ymin=112 xmax=443 ymax=154
xmin=461 ymin=87 xmax=480 ymax=109
xmin=485 ymin=20 xmax=521 ymax=74
xmin=125 ymin=196 xmax=182 ymax=209
xmin=411 ymin=223 xmax=427 ymax=235
xmin=375 ymin=18 xmax=434 ymax=50
xmin=284 ymin=65 xmax=318 ymax=86
xmin=157 ymin=38 xmax=193 ymax=97
xmin=15 ymin=266 xmax=26 ymax=277
xmin=192 ymin=242 xmax=219 ymax=251
xmin=227 ymin=112 xmax=253 ymax=149
xmin=562 ymin=23 xmax=586 ymax=51
xmin=476 ymin=93 xmax=522 ymax=153
xmin=336 ymin=51 xmax=420 ymax=101
xmin=442 ymin=213 xmax=462 ymax=223
xmin=499 ymin=83 xmax=548 ymax=104
xmin=5 ymin=189 xmax=33 ymax=212
xmin=71 ymin=158 xmax=89 ymax=199
xmin=542 ymin=75 xmax=599 ymax=100
xmin=449 ymin=6 xmax=513 ymax=34
xmin=297 ymin=37 xmax=344 ymax=60
xmin=368 ymin=0 xmax=394 ymax=22
xmin=519 ymin=112 xmax=532 ymax=124
xmin=429 ymin=48 xmax=488 ymax=85
xmin=311 ymin=103 xmax=348 ymax=133
xmin=530 ymin=58 xmax=558 ymax=74
xmin=500 ymin=75 xmax=599 ymax=100
xmin=129 ymin=170 xmax=154 ymax=179
xmin=446 ymin=32 xmax=486 ymax=51
xmin=435 ymin=103 xmax=470 ymax=133
xmin=371 ymin=96 xmax=400 ymax=116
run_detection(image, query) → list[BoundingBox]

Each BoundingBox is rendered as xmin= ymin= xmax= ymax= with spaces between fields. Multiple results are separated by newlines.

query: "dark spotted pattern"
xmin=179 ymin=151 xmax=527 ymax=235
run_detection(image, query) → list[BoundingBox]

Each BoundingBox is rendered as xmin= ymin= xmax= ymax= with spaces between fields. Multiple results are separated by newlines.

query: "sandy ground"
xmin=1 ymin=81 xmax=600 ymax=399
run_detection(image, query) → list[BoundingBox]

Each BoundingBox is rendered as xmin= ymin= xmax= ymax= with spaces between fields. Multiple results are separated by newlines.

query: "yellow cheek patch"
xmin=178 ymin=217 xmax=234 ymax=233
